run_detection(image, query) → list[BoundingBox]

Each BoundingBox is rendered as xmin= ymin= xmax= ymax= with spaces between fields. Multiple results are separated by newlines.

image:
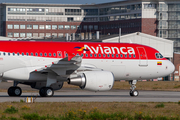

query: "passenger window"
xmin=99 ymin=54 xmax=101 ymax=57
xmin=26 ymin=53 xmax=29 ymax=56
xmin=53 ymin=53 xmax=56 ymax=57
xmin=125 ymin=54 xmax=127 ymax=58
xmin=120 ymin=54 xmax=123 ymax=58
xmin=3 ymin=53 xmax=5 ymax=56
xmin=49 ymin=53 xmax=52 ymax=56
xmin=35 ymin=53 xmax=38 ymax=56
xmin=77 ymin=53 xmax=79 ymax=56
xmin=133 ymin=54 xmax=136 ymax=58
xmin=103 ymin=54 xmax=106 ymax=57
xmin=107 ymin=54 xmax=110 ymax=57
xmin=81 ymin=53 xmax=84 ymax=57
xmin=86 ymin=54 xmax=88 ymax=57
xmin=116 ymin=54 xmax=119 ymax=58
xmin=94 ymin=54 xmax=97 ymax=57
xmin=17 ymin=52 xmax=20 ymax=56
xmin=13 ymin=53 xmax=15 ymax=56
xmin=58 ymin=53 xmax=61 ymax=57
xmin=8 ymin=53 xmax=10 ymax=56
xmin=112 ymin=54 xmax=114 ymax=57
xmin=22 ymin=53 xmax=24 ymax=56
xmin=129 ymin=55 xmax=131 ymax=58
xmin=40 ymin=53 xmax=42 ymax=56
xmin=90 ymin=54 xmax=92 ymax=57
xmin=0 ymin=52 xmax=1 ymax=56
xmin=31 ymin=53 xmax=33 ymax=56
xmin=66 ymin=53 xmax=68 ymax=57
xmin=44 ymin=53 xmax=47 ymax=56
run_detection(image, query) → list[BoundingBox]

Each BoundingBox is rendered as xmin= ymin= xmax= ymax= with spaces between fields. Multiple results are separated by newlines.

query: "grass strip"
xmin=1 ymin=110 xmax=180 ymax=120
xmin=0 ymin=102 xmax=180 ymax=119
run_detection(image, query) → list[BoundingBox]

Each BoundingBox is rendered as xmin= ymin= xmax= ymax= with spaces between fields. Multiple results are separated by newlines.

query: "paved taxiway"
xmin=0 ymin=90 xmax=179 ymax=102
xmin=0 ymin=82 xmax=179 ymax=102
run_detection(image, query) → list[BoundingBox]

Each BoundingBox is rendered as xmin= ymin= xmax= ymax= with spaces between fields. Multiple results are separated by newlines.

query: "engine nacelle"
xmin=68 ymin=71 xmax=114 ymax=91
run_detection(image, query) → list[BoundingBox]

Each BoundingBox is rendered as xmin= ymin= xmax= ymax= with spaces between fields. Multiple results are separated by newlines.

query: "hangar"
xmin=103 ymin=32 xmax=174 ymax=59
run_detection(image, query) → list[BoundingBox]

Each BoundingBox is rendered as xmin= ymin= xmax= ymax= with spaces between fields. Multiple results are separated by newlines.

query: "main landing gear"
xmin=129 ymin=80 xmax=139 ymax=97
xmin=38 ymin=73 xmax=56 ymax=97
xmin=39 ymin=87 xmax=54 ymax=97
xmin=7 ymin=81 xmax=22 ymax=96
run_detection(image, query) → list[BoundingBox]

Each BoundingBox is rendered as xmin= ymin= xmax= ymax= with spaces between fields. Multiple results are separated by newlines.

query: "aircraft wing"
xmin=35 ymin=56 xmax=82 ymax=77
xmin=35 ymin=55 xmax=103 ymax=77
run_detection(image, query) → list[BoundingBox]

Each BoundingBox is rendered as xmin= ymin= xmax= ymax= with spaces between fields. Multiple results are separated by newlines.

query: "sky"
xmin=0 ymin=0 xmax=121 ymax=4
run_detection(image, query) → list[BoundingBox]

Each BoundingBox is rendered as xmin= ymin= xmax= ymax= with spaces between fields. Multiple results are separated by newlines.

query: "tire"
xmin=39 ymin=87 xmax=54 ymax=97
xmin=14 ymin=87 xmax=22 ymax=96
xmin=129 ymin=90 xmax=134 ymax=96
xmin=132 ymin=90 xmax=139 ymax=97
xmin=8 ymin=86 xmax=22 ymax=96
xmin=8 ymin=87 xmax=15 ymax=96
xmin=45 ymin=87 xmax=54 ymax=97
xmin=39 ymin=87 xmax=46 ymax=97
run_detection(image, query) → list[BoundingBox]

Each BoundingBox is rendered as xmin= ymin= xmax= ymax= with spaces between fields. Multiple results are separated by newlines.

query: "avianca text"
xmin=83 ymin=45 xmax=135 ymax=54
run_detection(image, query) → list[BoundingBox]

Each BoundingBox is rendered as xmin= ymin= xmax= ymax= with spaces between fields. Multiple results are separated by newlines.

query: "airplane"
xmin=0 ymin=41 xmax=174 ymax=97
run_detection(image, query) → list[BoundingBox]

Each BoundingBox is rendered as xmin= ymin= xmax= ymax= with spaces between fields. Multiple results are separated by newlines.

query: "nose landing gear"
xmin=129 ymin=80 xmax=139 ymax=97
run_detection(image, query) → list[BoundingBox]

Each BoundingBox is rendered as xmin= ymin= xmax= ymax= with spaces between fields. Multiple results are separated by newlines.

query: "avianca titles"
xmin=0 ymin=41 xmax=174 ymax=97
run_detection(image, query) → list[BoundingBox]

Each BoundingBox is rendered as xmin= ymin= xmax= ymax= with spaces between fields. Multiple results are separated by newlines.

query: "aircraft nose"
xmin=167 ymin=61 xmax=175 ymax=74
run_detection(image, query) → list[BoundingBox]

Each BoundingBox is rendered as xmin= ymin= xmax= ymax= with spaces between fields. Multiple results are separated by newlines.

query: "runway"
xmin=0 ymin=90 xmax=179 ymax=102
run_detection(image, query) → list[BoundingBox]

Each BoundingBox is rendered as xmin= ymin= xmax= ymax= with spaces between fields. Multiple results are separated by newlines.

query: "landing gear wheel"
xmin=8 ymin=87 xmax=14 ymax=96
xmin=39 ymin=87 xmax=46 ymax=97
xmin=132 ymin=90 xmax=139 ymax=97
xmin=39 ymin=87 xmax=54 ymax=97
xmin=14 ymin=87 xmax=22 ymax=96
xmin=45 ymin=87 xmax=54 ymax=97
xmin=129 ymin=90 xmax=134 ymax=96
xmin=8 ymin=86 xmax=22 ymax=96
xmin=129 ymin=90 xmax=139 ymax=97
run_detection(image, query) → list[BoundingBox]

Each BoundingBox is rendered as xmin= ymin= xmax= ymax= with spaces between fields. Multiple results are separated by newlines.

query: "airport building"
xmin=0 ymin=0 xmax=179 ymax=52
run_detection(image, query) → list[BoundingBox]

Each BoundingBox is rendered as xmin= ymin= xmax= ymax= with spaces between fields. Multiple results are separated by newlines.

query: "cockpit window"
xmin=155 ymin=53 xmax=164 ymax=58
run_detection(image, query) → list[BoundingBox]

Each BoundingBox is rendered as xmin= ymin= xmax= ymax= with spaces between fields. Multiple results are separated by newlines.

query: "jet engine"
xmin=68 ymin=71 xmax=114 ymax=91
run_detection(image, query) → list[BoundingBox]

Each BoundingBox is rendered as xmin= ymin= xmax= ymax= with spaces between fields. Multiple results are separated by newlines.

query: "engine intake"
xmin=68 ymin=71 xmax=114 ymax=91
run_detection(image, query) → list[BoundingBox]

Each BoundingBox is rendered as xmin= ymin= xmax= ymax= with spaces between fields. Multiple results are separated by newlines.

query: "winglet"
xmin=66 ymin=51 xmax=76 ymax=61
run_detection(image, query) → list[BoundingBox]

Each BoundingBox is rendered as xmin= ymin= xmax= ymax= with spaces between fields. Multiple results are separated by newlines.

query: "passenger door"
xmin=137 ymin=47 xmax=148 ymax=66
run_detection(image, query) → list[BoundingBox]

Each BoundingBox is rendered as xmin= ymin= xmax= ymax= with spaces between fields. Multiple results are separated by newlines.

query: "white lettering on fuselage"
xmin=84 ymin=45 xmax=135 ymax=54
